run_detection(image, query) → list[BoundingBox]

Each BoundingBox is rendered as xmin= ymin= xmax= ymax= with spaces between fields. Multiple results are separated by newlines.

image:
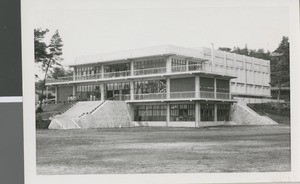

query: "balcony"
xmin=45 ymin=76 xmax=73 ymax=83
xmin=131 ymin=91 xmax=230 ymax=101
xmin=76 ymin=74 xmax=102 ymax=81
xmin=171 ymin=63 xmax=236 ymax=77
xmin=170 ymin=91 xmax=195 ymax=99
xmin=45 ymin=64 xmax=236 ymax=85
xmin=134 ymin=93 xmax=167 ymax=100
xmin=103 ymin=70 xmax=131 ymax=78
xmin=134 ymin=67 xmax=166 ymax=76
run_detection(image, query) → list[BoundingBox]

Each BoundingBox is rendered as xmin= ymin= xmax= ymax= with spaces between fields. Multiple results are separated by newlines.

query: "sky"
xmin=33 ymin=0 xmax=289 ymax=67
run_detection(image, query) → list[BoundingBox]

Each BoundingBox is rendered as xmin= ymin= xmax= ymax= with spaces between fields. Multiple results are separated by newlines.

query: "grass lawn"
xmin=36 ymin=125 xmax=290 ymax=174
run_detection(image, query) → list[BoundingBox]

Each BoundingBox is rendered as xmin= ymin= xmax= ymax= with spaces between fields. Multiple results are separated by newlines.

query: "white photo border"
xmin=22 ymin=0 xmax=300 ymax=183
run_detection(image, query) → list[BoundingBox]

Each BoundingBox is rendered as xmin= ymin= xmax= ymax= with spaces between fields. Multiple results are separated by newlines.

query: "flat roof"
xmin=71 ymin=44 xmax=270 ymax=66
xmin=72 ymin=45 xmax=208 ymax=66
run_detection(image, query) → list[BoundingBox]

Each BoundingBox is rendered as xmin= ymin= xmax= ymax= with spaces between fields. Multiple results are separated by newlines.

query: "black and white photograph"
xmin=22 ymin=0 xmax=300 ymax=183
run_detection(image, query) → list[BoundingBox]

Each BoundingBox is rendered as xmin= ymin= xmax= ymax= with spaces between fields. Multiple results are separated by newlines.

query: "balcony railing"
xmin=45 ymin=64 xmax=236 ymax=84
xmin=113 ymin=94 xmax=131 ymax=101
xmin=132 ymin=91 xmax=230 ymax=101
xmin=134 ymin=93 xmax=167 ymax=100
xmin=199 ymin=91 xmax=215 ymax=98
xmin=45 ymin=76 xmax=73 ymax=83
xmin=170 ymin=91 xmax=195 ymax=99
xmin=134 ymin=67 xmax=166 ymax=76
xmin=216 ymin=92 xmax=230 ymax=99
xmin=103 ymin=70 xmax=131 ymax=78
xmin=171 ymin=63 xmax=236 ymax=77
xmin=76 ymin=73 xmax=102 ymax=81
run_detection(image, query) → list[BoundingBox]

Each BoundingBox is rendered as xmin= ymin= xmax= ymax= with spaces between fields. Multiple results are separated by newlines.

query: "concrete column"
xmin=214 ymin=78 xmax=217 ymax=99
xmin=186 ymin=59 xmax=189 ymax=71
xmin=195 ymin=75 xmax=200 ymax=98
xmin=130 ymin=81 xmax=134 ymax=101
xmin=100 ymin=83 xmax=105 ymax=101
xmin=130 ymin=60 xmax=134 ymax=76
xmin=73 ymin=66 xmax=76 ymax=81
xmin=55 ymin=86 xmax=58 ymax=102
xmin=214 ymin=103 xmax=218 ymax=122
xmin=228 ymin=80 xmax=232 ymax=99
xmin=166 ymin=77 xmax=170 ymax=99
xmin=166 ymin=102 xmax=170 ymax=127
xmin=195 ymin=102 xmax=200 ymax=127
xmin=72 ymin=85 xmax=76 ymax=97
xmin=101 ymin=64 xmax=104 ymax=79
xmin=166 ymin=56 xmax=172 ymax=73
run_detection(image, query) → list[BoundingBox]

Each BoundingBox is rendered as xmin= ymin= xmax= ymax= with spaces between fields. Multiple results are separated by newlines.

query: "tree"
xmin=34 ymin=29 xmax=49 ymax=78
xmin=270 ymin=36 xmax=290 ymax=100
xmin=218 ymin=47 xmax=232 ymax=52
xmin=218 ymin=45 xmax=270 ymax=60
xmin=34 ymin=29 xmax=64 ymax=103
xmin=49 ymin=67 xmax=72 ymax=79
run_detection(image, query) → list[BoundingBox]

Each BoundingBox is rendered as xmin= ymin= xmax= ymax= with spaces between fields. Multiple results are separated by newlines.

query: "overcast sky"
xmin=33 ymin=0 xmax=289 ymax=66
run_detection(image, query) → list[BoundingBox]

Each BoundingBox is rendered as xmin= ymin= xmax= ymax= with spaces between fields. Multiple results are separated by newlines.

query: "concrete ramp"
xmin=48 ymin=101 xmax=131 ymax=129
xmin=230 ymin=103 xmax=277 ymax=125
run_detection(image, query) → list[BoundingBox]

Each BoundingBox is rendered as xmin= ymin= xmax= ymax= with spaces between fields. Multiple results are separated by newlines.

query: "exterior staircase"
xmin=48 ymin=100 xmax=131 ymax=129
xmin=230 ymin=101 xmax=277 ymax=125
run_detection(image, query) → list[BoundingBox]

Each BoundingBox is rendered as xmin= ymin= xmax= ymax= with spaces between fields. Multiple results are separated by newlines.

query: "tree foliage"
xmin=34 ymin=29 xmax=49 ymax=63
xmin=218 ymin=45 xmax=270 ymax=60
xmin=34 ymin=29 xmax=64 ymax=102
xmin=49 ymin=67 xmax=72 ymax=79
xmin=270 ymin=36 xmax=290 ymax=99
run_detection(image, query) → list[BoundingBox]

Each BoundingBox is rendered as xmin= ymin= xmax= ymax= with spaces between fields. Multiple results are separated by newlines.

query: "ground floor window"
xmin=217 ymin=104 xmax=230 ymax=121
xmin=76 ymin=84 xmax=101 ymax=101
xmin=170 ymin=104 xmax=195 ymax=121
xmin=134 ymin=105 xmax=166 ymax=121
xmin=105 ymin=82 xmax=130 ymax=100
xmin=200 ymin=104 xmax=214 ymax=121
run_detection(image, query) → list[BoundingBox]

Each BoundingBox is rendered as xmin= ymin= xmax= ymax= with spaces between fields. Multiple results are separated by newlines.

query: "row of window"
xmin=134 ymin=105 xmax=167 ymax=121
xmin=134 ymin=58 xmax=166 ymax=70
xmin=134 ymin=80 xmax=166 ymax=94
xmin=75 ymin=79 xmax=230 ymax=93
xmin=76 ymin=66 xmax=101 ymax=76
xmin=134 ymin=104 xmax=230 ymax=122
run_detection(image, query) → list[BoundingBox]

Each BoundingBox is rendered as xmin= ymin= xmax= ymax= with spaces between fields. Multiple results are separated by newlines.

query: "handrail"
xmin=134 ymin=67 xmax=166 ymax=76
xmin=134 ymin=93 xmax=166 ymax=100
xmin=46 ymin=64 xmax=237 ymax=84
xmin=103 ymin=70 xmax=131 ymax=78
xmin=216 ymin=92 xmax=230 ymax=99
xmin=199 ymin=91 xmax=215 ymax=98
xmin=170 ymin=91 xmax=195 ymax=99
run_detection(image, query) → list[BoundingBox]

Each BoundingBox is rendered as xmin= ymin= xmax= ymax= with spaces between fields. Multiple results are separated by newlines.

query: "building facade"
xmin=45 ymin=45 xmax=271 ymax=127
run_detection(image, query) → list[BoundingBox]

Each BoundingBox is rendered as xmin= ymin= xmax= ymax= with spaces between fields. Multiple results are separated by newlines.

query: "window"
xmin=217 ymin=104 xmax=230 ymax=121
xmin=134 ymin=80 xmax=166 ymax=94
xmin=200 ymin=104 xmax=214 ymax=121
xmin=134 ymin=58 xmax=166 ymax=70
xmin=170 ymin=103 xmax=195 ymax=121
xmin=134 ymin=105 xmax=166 ymax=121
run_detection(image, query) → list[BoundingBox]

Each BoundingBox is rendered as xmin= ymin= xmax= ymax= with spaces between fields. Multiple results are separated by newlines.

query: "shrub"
xmin=36 ymin=114 xmax=51 ymax=129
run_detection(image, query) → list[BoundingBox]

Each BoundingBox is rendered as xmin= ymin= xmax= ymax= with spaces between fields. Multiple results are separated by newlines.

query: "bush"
xmin=248 ymin=102 xmax=290 ymax=117
xmin=36 ymin=106 xmax=43 ymax=113
xmin=36 ymin=114 xmax=51 ymax=129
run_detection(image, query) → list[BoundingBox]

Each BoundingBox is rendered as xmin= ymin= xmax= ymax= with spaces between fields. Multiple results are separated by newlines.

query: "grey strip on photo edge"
xmin=0 ymin=96 xmax=23 ymax=103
